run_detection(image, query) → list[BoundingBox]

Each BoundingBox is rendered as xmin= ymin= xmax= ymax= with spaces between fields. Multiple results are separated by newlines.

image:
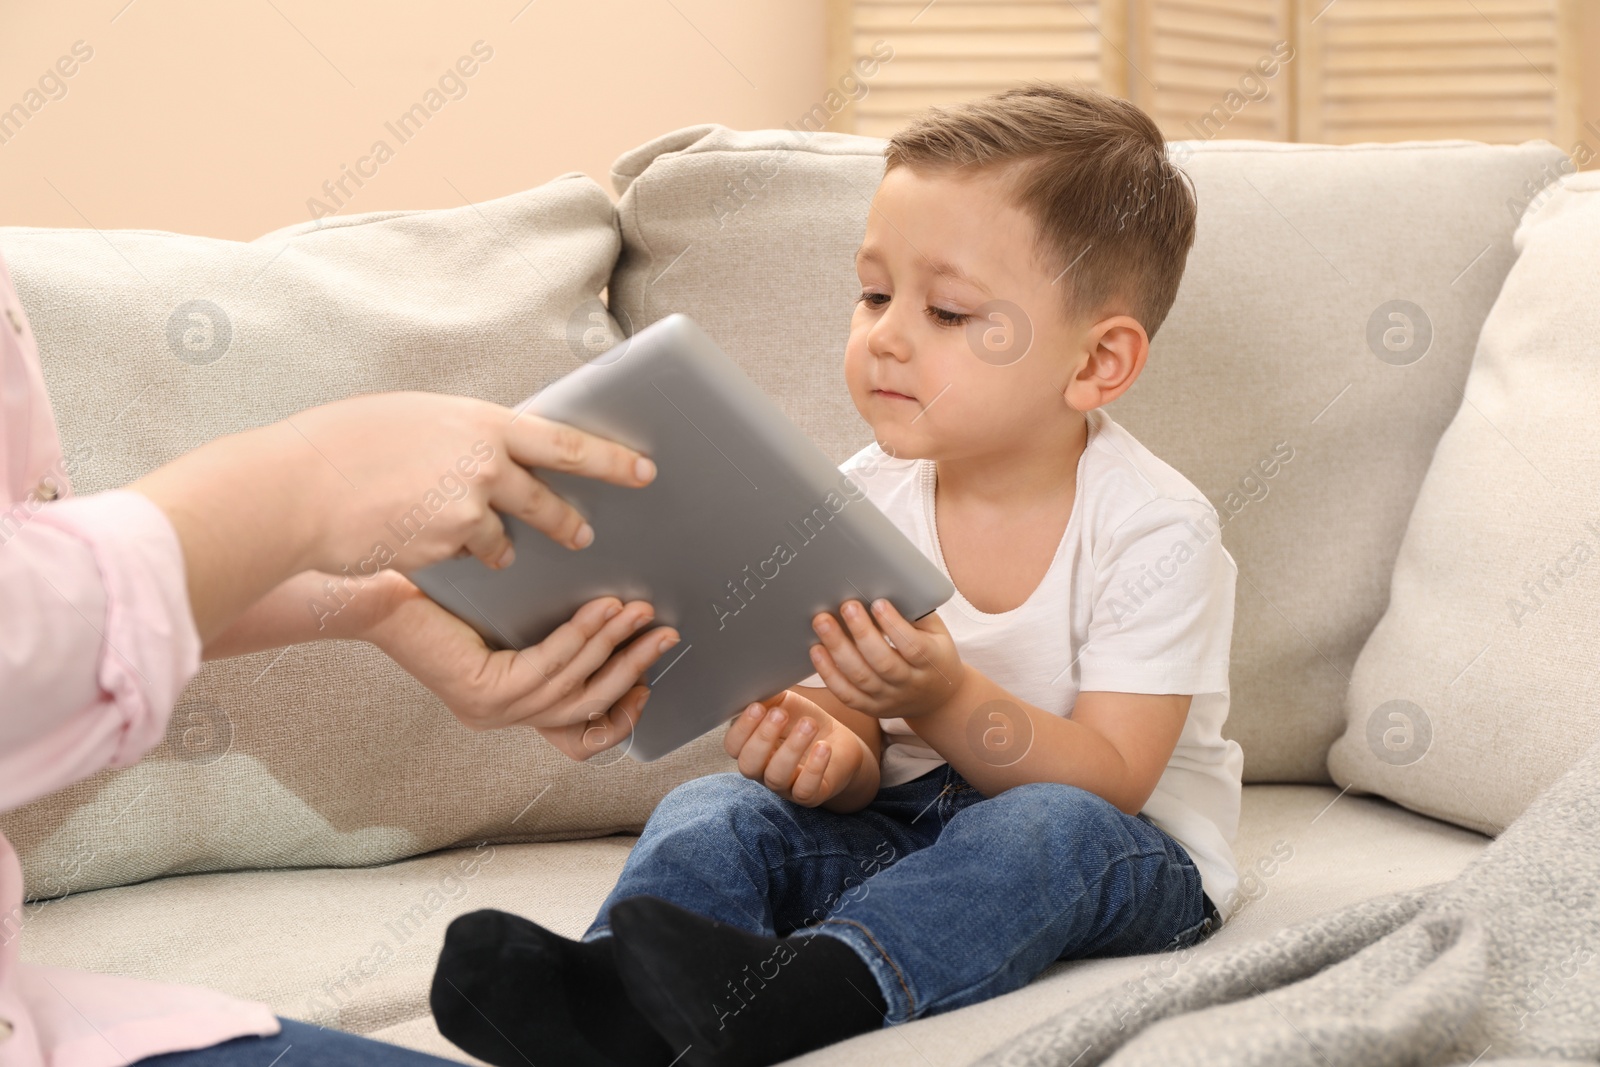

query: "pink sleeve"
xmin=0 ymin=489 xmax=200 ymax=812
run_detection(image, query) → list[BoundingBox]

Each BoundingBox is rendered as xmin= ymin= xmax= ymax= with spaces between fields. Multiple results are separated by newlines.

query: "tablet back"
xmin=411 ymin=313 xmax=954 ymax=762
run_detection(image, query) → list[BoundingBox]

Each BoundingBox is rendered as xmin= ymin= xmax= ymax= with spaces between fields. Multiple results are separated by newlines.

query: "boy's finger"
xmin=724 ymin=701 xmax=765 ymax=759
xmin=907 ymin=603 xmax=948 ymax=634
xmin=763 ymin=716 xmax=815 ymax=793
xmin=875 ymin=598 xmax=934 ymax=663
xmin=735 ymin=705 xmax=787 ymax=781
xmin=840 ymin=599 xmax=908 ymax=679
xmin=808 ymin=643 xmax=872 ymax=708
xmin=813 ymin=611 xmax=879 ymax=689
xmin=791 ymin=741 xmax=831 ymax=805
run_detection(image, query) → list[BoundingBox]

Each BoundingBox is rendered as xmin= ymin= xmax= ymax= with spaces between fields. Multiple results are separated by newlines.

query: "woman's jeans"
xmin=130 ymin=1018 xmax=462 ymax=1066
xmin=583 ymin=762 xmax=1220 ymax=1026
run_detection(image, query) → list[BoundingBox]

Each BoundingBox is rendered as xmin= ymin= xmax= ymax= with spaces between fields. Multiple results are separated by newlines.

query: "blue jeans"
xmin=131 ymin=1018 xmax=462 ymax=1066
xmin=582 ymin=763 xmax=1219 ymax=1026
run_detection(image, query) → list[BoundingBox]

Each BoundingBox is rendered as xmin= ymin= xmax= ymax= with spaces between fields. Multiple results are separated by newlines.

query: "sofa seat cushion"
xmin=18 ymin=784 xmax=1487 ymax=1065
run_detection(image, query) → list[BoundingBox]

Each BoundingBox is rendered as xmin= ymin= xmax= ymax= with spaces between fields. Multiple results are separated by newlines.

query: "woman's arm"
xmin=125 ymin=392 xmax=687 ymax=757
xmin=200 ymin=554 xmax=681 ymax=747
xmin=202 ymin=569 xmax=409 ymax=658
xmin=130 ymin=391 xmax=658 ymax=643
xmin=0 ymin=490 xmax=203 ymax=810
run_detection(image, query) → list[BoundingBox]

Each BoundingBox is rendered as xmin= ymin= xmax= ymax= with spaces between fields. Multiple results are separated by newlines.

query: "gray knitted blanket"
xmin=976 ymin=741 xmax=1600 ymax=1067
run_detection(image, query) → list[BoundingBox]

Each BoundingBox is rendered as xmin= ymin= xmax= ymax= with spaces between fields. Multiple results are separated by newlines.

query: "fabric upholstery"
xmin=976 ymin=736 xmax=1600 ymax=1067
xmin=16 ymin=784 xmax=1488 ymax=1065
xmin=1328 ymin=169 xmax=1600 ymax=834
xmin=0 ymin=175 xmax=738 ymax=900
xmin=2 ymin=127 xmax=1570 ymax=1066
xmin=606 ymin=125 xmax=1569 ymax=783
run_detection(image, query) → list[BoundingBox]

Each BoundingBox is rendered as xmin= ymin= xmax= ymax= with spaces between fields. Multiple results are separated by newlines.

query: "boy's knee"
xmin=964 ymin=782 xmax=1124 ymax=837
xmin=656 ymin=772 xmax=786 ymax=821
xmin=671 ymin=771 xmax=768 ymax=799
xmin=1004 ymin=780 xmax=1106 ymax=811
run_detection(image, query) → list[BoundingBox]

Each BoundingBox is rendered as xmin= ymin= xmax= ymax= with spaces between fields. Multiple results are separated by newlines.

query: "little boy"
xmin=431 ymin=80 xmax=1241 ymax=1067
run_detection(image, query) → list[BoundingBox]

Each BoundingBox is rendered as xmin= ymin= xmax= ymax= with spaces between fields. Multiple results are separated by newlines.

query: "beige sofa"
xmin=2 ymin=125 xmax=1587 ymax=1065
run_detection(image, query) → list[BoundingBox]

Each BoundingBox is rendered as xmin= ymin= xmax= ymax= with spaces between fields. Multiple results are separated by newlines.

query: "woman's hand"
xmin=132 ymin=391 xmax=657 ymax=642
xmin=808 ymin=599 xmax=966 ymax=720
xmin=723 ymin=689 xmax=867 ymax=808
xmin=361 ymin=573 xmax=679 ymax=757
xmin=286 ymin=392 xmax=647 ymax=575
xmin=200 ymin=567 xmax=678 ymax=761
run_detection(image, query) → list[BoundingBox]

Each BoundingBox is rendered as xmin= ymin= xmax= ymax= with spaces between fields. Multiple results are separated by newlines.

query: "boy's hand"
xmin=724 ymin=689 xmax=864 ymax=807
xmin=809 ymin=599 xmax=966 ymax=720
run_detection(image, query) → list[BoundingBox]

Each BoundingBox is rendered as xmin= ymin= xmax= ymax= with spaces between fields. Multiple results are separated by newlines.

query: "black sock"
xmin=430 ymin=908 xmax=677 ymax=1067
xmin=610 ymin=895 xmax=888 ymax=1067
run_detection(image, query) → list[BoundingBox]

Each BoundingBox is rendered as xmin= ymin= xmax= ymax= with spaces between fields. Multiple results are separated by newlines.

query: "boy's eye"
xmin=855 ymin=291 xmax=968 ymax=327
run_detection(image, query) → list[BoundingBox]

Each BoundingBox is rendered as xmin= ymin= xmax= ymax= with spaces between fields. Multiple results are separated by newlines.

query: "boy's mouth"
xmin=872 ymin=388 xmax=917 ymax=403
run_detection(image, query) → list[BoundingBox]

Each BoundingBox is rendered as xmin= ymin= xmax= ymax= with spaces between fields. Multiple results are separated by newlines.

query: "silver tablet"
xmin=411 ymin=313 xmax=954 ymax=762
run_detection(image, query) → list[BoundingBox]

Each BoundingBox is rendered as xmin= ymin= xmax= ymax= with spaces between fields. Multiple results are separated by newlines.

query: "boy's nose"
xmin=865 ymin=326 xmax=913 ymax=363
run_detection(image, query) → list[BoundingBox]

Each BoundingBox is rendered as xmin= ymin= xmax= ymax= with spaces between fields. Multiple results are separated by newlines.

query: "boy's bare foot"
xmin=610 ymin=895 xmax=887 ymax=1067
xmin=430 ymin=908 xmax=677 ymax=1067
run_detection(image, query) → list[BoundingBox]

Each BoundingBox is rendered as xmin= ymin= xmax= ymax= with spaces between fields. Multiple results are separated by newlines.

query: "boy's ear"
xmin=1063 ymin=314 xmax=1149 ymax=412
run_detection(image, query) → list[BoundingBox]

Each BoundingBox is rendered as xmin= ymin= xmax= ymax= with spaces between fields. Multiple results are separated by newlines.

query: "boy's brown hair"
xmin=884 ymin=80 xmax=1196 ymax=340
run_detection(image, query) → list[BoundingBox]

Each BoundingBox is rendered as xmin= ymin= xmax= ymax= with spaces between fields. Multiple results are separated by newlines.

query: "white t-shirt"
xmin=797 ymin=406 xmax=1245 ymax=920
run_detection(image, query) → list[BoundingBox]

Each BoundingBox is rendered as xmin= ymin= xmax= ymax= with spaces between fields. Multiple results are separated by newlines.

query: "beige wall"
xmin=1585 ymin=0 xmax=1600 ymax=159
xmin=0 ymin=0 xmax=827 ymax=241
xmin=4 ymin=2 xmax=1596 ymax=242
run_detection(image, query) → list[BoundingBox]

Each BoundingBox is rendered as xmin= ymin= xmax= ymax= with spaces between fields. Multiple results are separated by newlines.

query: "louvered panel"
xmin=1333 ymin=123 xmax=1553 ymax=142
xmin=1153 ymin=4 xmax=1278 ymax=41
xmin=855 ymin=2 xmax=1101 ymax=31
xmin=1165 ymin=0 xmax=1281 ymax=17
xmin=1298 ymin=0 xmax=1562 ymax=144
xmin=1322 ymin=96 xmax=1553 ymax=123
xmin=828 ymin=0 xmax=1577 ymax=149
xmin=1324 ymin=71 xmax=1553 ymax=98
xmin=1153 ymin=99 xmax=1285 ymax=128
xmin=853 ymin=77 xmax=1102 ymax=130
xmin=1156 ymin=47 xmax=1292 ymax=79
xmin=1323 ymin=17 xmax=1554 ymax=45
xmin=1153 ymin=86 xmax=1287 ymax=111
xmin=830 ymin=1 xmax=1107 ymax=135
xmin=1133 ymin=0 xmax=1294 ymax=141
xmin=1154 ymin=38 xmax=1290 ymax=71
xmin=864 ymin=31 xmax=1101 ymax=61
xmin=1318 ymin=0 xmax=1553 ymax=17
xmin=869 ymin=57 xmax=1103 ymax=84
xmin=1322 ymin=43 xmax=1558 ymax=73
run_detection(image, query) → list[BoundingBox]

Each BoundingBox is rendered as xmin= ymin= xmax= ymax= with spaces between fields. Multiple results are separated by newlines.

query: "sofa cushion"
xmin=1327 ymin=169 xmax=1600 ymax=834
xmin=606 ymin=124 xmax=1569 ymax=784
xmin=0 ymin=175 xmax=736 ymax=900
xmin=17 ymin=783 xmax=1488 ymax=1063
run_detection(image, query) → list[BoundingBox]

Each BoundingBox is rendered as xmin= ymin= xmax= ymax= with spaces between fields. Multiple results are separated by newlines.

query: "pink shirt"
xmin=0 ymin=251 xmax=279 ymax=1066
